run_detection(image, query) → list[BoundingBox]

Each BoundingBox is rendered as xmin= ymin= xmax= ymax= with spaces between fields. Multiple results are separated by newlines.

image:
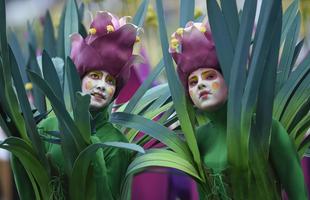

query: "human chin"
xmin=89 ymin=96 xmax=109 ymax=111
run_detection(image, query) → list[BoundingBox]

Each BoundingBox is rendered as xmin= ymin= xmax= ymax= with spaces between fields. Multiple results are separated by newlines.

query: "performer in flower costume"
xmin=38 ymin=12 xmax=139 ymax=199
xmin=169 ymin=22 xmax=308 ymax=199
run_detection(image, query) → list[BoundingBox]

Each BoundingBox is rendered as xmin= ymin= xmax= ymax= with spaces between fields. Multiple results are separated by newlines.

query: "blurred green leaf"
xmin=8 ymin=30 xmax=27 ymax=83
xmin=133 ymin=0 xmax=150 ymax=27
xmin=227 ymin=0 xmax=257 ymax=166
xmin=126 ymin=102 xmax=173 ymax=142
xmin=281 ymin=0 xmax=299 ymax=44
xmin=280 ymin=74 xmax=310 ymax=131
xmin=10 ymin=46 xmax=48 ymax=167
xmin=255 ymin=9 xmax=282 ymax=152
xmin=64 ymin=0 xmax=79 ymax=58
xmin=27 ymin=45 xmax=46 ymax=114
xmin=74 ymin=92 xmax=91 ymax=143
xmin=10 ymin=155 xmax=37 ymax=200
xmin=124 ymin=60 xmax=164 ymax=113
xmin=27 ymin=22 xmax=38 ymax=51
xmin=219 ymin=0 xmax=239 ymax=48
xmin=180 ymin=0 xmax=194 ymax=27
xmin=111 ymin=112 xmax=191 ymax=159
xmin=1 ymin=137 xmax=51 ymax=199
xmin=66 ymin=57 xmax=82 ymax=113
xmin=125 ymin=149 xmax=202 ymax=181
xmin=57 ymin=5 xmax=66 ymax=60
xmin=294 ymin=113 xmax=309 ymax=140
xmin=277 ymin=12 xmax=301 ymax=91
xmin=42 ymin=50 xmax=64 ymax=103
xmin=241 ymin=0 xmax=281 ymax=144
xmin=291 ymin=39 xmax=304 ymax=68
xmin=273 ymin=53 xmax=310 ymax=120
xmin=43 ymin=11 xmax=57 ymax=57
xmin=120 ymin=83 xmax=169 ymax=114
xmin=207 ymin=0 xmax=234 ymax=83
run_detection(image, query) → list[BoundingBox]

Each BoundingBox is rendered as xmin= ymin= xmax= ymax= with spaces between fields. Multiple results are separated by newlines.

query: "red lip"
xmin=91 ymin=92 xmax=106 ymax=100
xmin=199 ymin=91 xmax=211 ymax=98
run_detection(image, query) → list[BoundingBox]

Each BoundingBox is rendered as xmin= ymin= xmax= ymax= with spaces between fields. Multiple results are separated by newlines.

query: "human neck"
xmin=202 ymin=103 xmax=227 ymax=129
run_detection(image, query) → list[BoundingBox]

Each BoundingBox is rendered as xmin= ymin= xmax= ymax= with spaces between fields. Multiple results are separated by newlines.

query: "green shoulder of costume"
xmin=37 ymin=115 xmax=59 ymax=132
xmin=95 ymin=121 xmax=128 ymax=143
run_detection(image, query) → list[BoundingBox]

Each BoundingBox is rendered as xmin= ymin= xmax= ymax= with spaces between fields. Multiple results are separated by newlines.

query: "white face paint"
xmin=81 ymin=70 xmax=116 ymax=111
xmin=188 ymin=68 xmax=228 ymax=111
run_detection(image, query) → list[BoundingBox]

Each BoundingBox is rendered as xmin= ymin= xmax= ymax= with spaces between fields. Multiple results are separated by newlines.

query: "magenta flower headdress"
xmin=169 ymin=22 xmax=219 ymax=89
xmin=70 ymin=11 xmax=140 ymax=97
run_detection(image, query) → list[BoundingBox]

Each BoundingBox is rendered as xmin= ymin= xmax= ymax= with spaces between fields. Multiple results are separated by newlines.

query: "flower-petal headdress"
xmin=70 ymin=11 xmax=139 ymax=97
xmin=169 ymin=22 xmax=219 ymax=89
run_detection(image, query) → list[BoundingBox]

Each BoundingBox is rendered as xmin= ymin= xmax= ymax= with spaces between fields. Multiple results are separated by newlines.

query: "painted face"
xmin=81 ymin=70 xmax=116 ymax=111
xmin=188 ymin=68 xmax=228 ymax=111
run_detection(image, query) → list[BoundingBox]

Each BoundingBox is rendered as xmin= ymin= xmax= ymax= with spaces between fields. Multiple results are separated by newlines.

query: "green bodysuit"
xmin=38 ymin=107 xmax=129 ymax=200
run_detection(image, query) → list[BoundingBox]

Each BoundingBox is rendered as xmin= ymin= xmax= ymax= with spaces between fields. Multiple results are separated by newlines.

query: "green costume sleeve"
xmin=270 ymin=120 xmax=308 ymax=200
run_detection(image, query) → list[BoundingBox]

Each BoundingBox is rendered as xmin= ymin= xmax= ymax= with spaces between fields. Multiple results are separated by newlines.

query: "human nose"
xmin=198 ymin=82 xmax=206 ymax=90
xmin=95 ymin=81 xmax=106 ymax=91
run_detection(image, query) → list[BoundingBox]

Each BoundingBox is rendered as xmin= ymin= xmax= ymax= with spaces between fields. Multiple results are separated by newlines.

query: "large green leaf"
xmin=27 ymin=45 xmax=46 ymax=114
xmin=0 ymin=0 xmax=28 ymax=139
xmin=273 ymin=53 xmax=310 ymax=120
xmin=110 ymin=112 xmax=191 ymax=159
xmin=281 ymin=0 xmax=299 ymax=44
xmin=27 ymin=22 xmax=38 ymax=50
xmin=179 ymin=0 xmax=194 ymax=27
xmin=293 ymin=113 xmax=310 ymax=142
xmin=43 ymin=11 xmax=57 ymax=57
xmin=57 ymin=5 xmax=66 ymax=61
xmin=11 ymin=155 xmax=36 ymax=200
xmin=74 ymin=92 xmax=91 ymax=143
xmin=64 ymin=0 xmax=79 ymax=58
xmin=156 ymin=0 xmax=205 ymax=181
xmin=1 ymin=137 xmax=51 ymax=199
xmin=120 ymin=83 xmax=169 ymax=114
xmin=70 ymin=141 xmax=144 ymax=200
xmin=144 ymin=87 xmax=171 ymax=114
xmin=8 ymin=30 xmax=27 ymax=83
xmin=124 ymin=60 xmax=164 ymax=113
xmin=133 ymin=0 xmax=150 ymax=27
xmin=126 ymin=102 xmax=173 ymax=143
xmin=27 ymin=70 xmax=86 ymax=151
xmin=291 ymin=39 xmax=304 ymax=68
xmin=241 ymin=0 xmax=281 ymax=145
xmin=254 ymin=9 xmax=282 ymax=153
xmin=124 ymin=150 xmax=202 ymax=192
xmin=280 ymin=74 xmax=310 ymax=131
xmin=276 ymin=12 xmax=301 ymax=91
xmin=226 ymin=0 xmax=257 ymax=168
xmin=249 ymin=6 xmax=282 ymax=200
xmin=66 ymin=57 xmax=82 ymax=114
xmin=64 ymin=0 xmax=79 ymax=111
xmin=207 ymin=0 xmax=234 ymax=83
xmin=219 ymin=0 xmax=239 ymax=48
xmin=9 ymin=46 xmax=48 ymax=167
xmin=42 ymin=50 xmax=64 ymax=103
xmin=0 ymin=0 xmax=9 ymax=70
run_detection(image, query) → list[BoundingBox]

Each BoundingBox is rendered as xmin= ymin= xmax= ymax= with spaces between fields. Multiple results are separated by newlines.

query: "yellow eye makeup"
xmin=188 ymin=76 xmax=198 ymax=86
xmin=88 ymin=71 xmax=103 ymax=80
xmin=105 ymin=74 xmax=116 ymax=85
xmin=201 ymin=70 xmax=217 ymax=80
